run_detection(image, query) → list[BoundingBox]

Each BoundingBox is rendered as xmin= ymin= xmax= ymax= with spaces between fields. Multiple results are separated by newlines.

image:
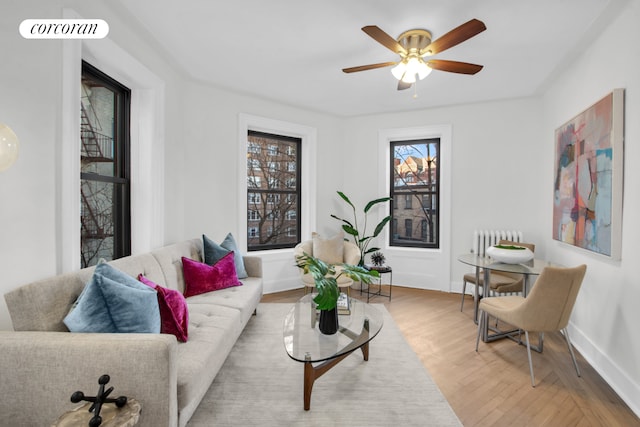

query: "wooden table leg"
xmin=302 ymin=319 xmax=371 ymax=410
xmin=303 ymin=353 xmax=351 ymax=410
xmin=303 ymin=360 xmax=314 ymax=411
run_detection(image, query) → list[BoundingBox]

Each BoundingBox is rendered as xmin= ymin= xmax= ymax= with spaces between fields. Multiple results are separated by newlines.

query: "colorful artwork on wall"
xmin=553 ymin=89 xmax=624 ymax=259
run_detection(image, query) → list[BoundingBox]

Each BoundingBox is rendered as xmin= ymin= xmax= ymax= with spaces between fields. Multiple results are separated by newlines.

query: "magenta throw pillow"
xmin=138 ymin=274 xmax=189 ymax=342
xmin=182 ymin=252 xmax=242 ymax=298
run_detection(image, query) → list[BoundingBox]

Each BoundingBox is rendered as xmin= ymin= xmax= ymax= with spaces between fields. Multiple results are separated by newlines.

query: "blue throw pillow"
xmin=203 ymin=233 xmax=248 ymax=279
xmin=203 ymin=234 xmax=231 ymax=264
xmin=64 ymin=261 xmax=161 ymax=334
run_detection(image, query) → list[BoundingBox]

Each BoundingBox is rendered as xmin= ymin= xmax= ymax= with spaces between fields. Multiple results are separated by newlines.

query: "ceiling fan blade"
xmin=342 ymin=61 xmax=396 ymax=73
xmin=421 ymin=19 xmax=486 ymax=56
xmin=426 ymin=59 xmax=483 ymax=75
xmin=362 ymin=26 xmax=407 ymax=56
xmin=397 ymin=80 xmax=412 ymax=91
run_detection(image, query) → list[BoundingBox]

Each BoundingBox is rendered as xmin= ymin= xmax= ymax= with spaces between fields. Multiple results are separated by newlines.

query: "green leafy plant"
xmin=295 ymin=252 xmax=379 ymax=310
xmin=331 ymin=191 xmax=392 ymax=266
xmin=494 ymin=245 xmax=526 ymax=250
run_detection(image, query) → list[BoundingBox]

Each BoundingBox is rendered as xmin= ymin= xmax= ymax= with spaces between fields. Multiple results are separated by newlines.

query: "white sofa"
xmin=1 ymin=238 xmax=263 ymax=427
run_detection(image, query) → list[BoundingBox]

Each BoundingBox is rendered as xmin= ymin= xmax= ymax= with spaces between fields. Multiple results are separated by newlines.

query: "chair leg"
xmin=562 ymin=328 xmax=581 ymax=377
xmin=475 ymin=310 xmax=484 ymax=352
xmin=460 ymin=279 xmax=468 ymax=311
xmin=524 ymin=331 xmax=535 ymax=387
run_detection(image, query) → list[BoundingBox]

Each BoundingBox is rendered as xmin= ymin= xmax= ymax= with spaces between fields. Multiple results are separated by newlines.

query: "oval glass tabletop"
xmin=457 ymin=253 xmax=560 ymax=275
xmin=283 ymin=293 xmax=384 ymax=363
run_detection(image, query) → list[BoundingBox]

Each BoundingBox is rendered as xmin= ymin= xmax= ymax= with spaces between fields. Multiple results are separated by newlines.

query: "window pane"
xmin=81 ymin=179 xmax=115 ymax=267
xmin=390 ymin=139 xmax=439 ymax=248
xmin=246 ymin=131 xmax=301 ymax=250
xmin=81 ymin=74 xmax=118 ymax=177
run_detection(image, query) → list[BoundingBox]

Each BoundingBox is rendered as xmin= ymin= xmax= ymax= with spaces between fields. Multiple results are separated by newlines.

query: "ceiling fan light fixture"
xmin=401 ymin=72 xmax=416 ymax=84
xmin=391 ymin=61 xmax=407 ymax=80
xmin=347 ymin=20 xmax=486 ymax=90
xmin=396 ymin=57 xmax=431 ymax=83
xmin=417 ymin=62 xmax=432 ymax=80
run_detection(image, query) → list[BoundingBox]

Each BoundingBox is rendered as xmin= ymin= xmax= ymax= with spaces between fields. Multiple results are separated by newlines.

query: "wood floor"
xmin=261 ymin=286 xmax=640 ymax=427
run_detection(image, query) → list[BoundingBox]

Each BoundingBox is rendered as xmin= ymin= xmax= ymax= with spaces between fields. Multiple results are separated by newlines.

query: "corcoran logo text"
xmin=20 ymin=19 xmax=109 ymax=39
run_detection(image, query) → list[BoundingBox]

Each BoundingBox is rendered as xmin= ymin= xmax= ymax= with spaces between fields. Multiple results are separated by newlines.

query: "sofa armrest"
xmin=0 ymin=332 xmax=179 ymax=427
xmin=243 ymin=255 xmax=262 ymax=278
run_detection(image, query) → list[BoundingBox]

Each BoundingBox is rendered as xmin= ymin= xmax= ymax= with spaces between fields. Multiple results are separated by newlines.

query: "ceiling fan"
xmin=342 ymin=19 xmax=486 ymax=90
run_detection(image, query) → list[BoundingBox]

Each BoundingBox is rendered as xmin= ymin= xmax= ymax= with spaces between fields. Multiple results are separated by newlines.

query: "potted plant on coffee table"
xmin=295 ymin=252 xmax=379 ymax=335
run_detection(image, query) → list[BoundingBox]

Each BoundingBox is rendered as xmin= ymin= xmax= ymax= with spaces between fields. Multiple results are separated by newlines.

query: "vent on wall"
xmin=472 ymin=230 xmax=523 ymax=256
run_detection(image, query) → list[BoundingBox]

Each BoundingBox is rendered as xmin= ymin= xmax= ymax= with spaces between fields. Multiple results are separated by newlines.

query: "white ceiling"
xmin=113 ymin=0 xmax=624 ymax=117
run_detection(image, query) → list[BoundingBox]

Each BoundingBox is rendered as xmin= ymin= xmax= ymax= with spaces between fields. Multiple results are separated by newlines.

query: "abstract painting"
xmin=553 ymin=89 xmax=624 ymax=259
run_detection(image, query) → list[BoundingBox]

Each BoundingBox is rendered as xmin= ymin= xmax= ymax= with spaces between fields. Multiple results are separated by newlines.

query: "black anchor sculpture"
xmin=70 ymin=374 xmax=127 ymax=427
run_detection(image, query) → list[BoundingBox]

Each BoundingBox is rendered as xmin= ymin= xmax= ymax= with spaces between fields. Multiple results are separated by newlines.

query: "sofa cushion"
xmin=203 ymin=233 xmax=248 ymax=279
xmin=182 ymin=253 xmax=242 ymax=298
xmin=185 ymin=276 xmax=263 ymax=327
xmin=139 ymin=274 xmax=189 ymax=342
xmin=176 ymin=304 xmax=243 ymax=418
xmin=64 ymin=261 xmax=161 ymax=333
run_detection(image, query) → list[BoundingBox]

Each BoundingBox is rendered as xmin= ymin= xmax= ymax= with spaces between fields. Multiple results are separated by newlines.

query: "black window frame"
xmin=80 ymin=61 xmax=131 ymax=267
xmin=389 ymin=138 xmax=440 ymax=249
xmin=246 ymin=130 xmax=301 ymax=251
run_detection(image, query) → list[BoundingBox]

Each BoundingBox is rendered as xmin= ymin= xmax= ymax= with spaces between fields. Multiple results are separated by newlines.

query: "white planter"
xmin=486 ymin=245 xmax=534 ymax=264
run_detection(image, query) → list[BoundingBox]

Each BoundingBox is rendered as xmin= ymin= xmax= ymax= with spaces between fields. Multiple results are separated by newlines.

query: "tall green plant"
xmin=331 ymin=191 xmax=392 ymax=266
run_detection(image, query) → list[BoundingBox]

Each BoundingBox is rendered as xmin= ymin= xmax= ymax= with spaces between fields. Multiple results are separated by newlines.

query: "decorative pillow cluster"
xmin=138 ymin=274 xmax=189 ymax=342
xmin=203 ymin=233 xmax=248 ymax=278
xmin=182 ymin=252 xmax=242 ymax=298
xmin=64 ymin=260 xmax=160 ymax=334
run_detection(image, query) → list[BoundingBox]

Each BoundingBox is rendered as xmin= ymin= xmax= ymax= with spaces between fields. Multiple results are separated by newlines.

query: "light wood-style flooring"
xmin=261 ymin=286 xmax=640 ymax=426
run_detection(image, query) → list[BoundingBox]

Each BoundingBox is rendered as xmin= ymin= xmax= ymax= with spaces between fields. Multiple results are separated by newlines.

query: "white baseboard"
xmin=568 ymin=322 xmax=640 ymax=418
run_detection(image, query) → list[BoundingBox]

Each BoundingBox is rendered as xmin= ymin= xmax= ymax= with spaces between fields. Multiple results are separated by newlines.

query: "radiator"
xmin=472 ymin=229 xmax=524 ymax=256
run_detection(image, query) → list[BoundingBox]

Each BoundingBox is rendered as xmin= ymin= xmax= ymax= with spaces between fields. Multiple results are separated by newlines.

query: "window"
xmin=248 ymin=142 xmax=261 ymax=154
xmin=405 ymin=219 xmax=413 ymax=238
xmin=405 ymin=194 xmax=412 ymax=209
xmin=246 ymin=130 xmax=301 ymax=250
xmin=390 ymin=139 xmax=439 ymax=248
xmin=248 ymin=176 xmax=261 ymax=188
xmin=248 ymin=210 xmax=260 ymax=221
xmin=248 ymin=158 xmax=260 ymax=170
xmin=80 ymin=61 xmax=131 ymax=267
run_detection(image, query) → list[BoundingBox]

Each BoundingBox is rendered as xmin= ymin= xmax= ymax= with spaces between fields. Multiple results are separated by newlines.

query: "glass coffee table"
xmin=283 ymin=294 xmax=384 ymax=410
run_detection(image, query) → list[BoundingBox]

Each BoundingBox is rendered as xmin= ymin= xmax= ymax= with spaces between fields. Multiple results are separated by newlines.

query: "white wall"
xmin=541 ymin=0 xmax=640 ymax=414
xmin=0 ymin=2 xmax=61 ymax=330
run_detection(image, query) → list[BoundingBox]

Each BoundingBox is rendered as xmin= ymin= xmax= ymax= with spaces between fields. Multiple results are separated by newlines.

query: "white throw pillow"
xmin=312 ymin=231 xmax=344 ymax=264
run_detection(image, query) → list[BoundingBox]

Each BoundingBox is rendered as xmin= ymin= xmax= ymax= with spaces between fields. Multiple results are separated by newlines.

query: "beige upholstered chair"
xmin=294 ymin=232 xmax=360 ymax=296
xmin=475 ymin=264 xmax=587 ymax=387
xmin=461 ymin=240 xmax=536 ymax=311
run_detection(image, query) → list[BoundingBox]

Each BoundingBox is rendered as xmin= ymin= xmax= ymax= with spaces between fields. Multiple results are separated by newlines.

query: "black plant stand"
xmin=364 ymin=265 xmax=392 ymax=302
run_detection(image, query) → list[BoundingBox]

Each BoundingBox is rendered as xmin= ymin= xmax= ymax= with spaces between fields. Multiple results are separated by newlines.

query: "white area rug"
xmin=188 ymin=303 xmax=461 ymax=426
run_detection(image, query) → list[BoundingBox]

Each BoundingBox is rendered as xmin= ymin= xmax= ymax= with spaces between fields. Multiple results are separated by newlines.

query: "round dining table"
xmin=457 ymin=253 xmax=561 ymax=345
